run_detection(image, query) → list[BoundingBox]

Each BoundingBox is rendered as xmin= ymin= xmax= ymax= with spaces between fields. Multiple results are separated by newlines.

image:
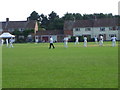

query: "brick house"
xmin=0 ymin=18 xmax=38 ymax=34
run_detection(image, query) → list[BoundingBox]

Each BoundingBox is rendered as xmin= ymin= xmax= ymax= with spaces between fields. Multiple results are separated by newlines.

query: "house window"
xmin=109 ymin=27 xmax=112 ymax=30
xmin=19 ymin=28 xmax=24 ymax=32
xmin=8 ymin=29 xmax=14 ymax=32
xmin=109 ymin=34 xmax=116 ymax=37
xmin=109 ymin=27 xmax=117 ymax=30
xmin=100 ymin=27 xmax=105 ymax=31
xmin=117 ymin=26 xmax=120 ymax=30
xmin=85 ymin=28 xmax=91 ymax=31
xmin=112 ymin=27 xmax=116 ymax=30
xmin=75 ymin=28 xmax=80 ymax=31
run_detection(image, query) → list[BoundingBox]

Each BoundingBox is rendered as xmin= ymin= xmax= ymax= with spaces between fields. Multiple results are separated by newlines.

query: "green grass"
xmin=2 ymin=42 xmax=118 ymax=88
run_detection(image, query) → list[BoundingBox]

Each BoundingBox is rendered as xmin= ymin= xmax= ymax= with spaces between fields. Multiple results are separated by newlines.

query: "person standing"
xmin=9 ymin=38 xmax=14 ymax=48
xmin=35 ymin=36 xmax=39 ymax=43
xmin=99 ymin=35 xmax=103 ymax=46
xmin=1 ymin=39 xmax=4 ymax=46
xmin=111 ymin=35 xmax=117 ymax=47
xmin=75 ymin=36 xmax=79 ymax=45
xmin=64 ymin=36 xmax=69 ymax=48
xmin=84 ymin=36 xmax=87 ymax=47
xmin=6 ymin=39 xmax=9 ymax=47
xmin=49 ymin=36 xmax=55 ymax=49
xmin=94 ymin=36 xmax=98 ymax=44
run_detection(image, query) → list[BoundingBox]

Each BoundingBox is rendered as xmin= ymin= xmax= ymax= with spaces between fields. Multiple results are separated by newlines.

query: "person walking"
xmin=75 ymin=36 xmax=79 ymax=45
xmin=84 ymin=36 xmax=87 ymax=47
xmin=49 ymin=36 xmax=55 ymax=49
xmin=111 ymin=35 xmax=117 ymax=47
xmin=64 ymin=36 xmax=69 ymax=48
xmin=94 ymin=36 xmax=98 ymax=44
xmin=99 ymin=35 xmax=103 ymax=46
xmin=9 ymin=38 xmax=14 ymax=48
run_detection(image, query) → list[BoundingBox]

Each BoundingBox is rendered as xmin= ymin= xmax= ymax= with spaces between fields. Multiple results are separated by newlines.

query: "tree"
xmin=22 ymin=29 xmax=34 ymax=37
xmin=62 ymin=13 xmax=83 ymax=21
xmin=107 ymin=13 xmax=113 ymax=18
xmin=28 ymin=11 xmax=40 ymax=21
xmin=12 ymin=29 xmax=34 ymax=43
xmin=73 ymin=13 xmax=83 ymax=20
xmin=40 ymin=14 xmax=49 ymax=30
xmin=51 ymin=18 xmax=64 ymax=30
xmin=47 ymin=11 xmax=63 ymax=30
xmin=48 ymin=11 xmax=59 ymax=21
xmin=28 ymin=11 xmax=117 ymax=31
xmin=62 ymin=12 xmax=74 ymax=20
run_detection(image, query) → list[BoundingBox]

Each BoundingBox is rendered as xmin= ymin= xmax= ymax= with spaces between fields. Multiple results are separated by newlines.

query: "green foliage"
xmin=12 ymin=29 xmax=34 ymax=43
xmin=12 ymin=29 xmax=22 ymax=36
xmin=47 ymin=11 xmax=61 ymax=30
xmin=40 ymin=14 xmax=49 ymax=30
xmin=28 ymin=11 xmax=118 ymax=30
xmin=62 ymin=12 xmax=75 ymax=20
xmin=40 ymin=11 xmax=64 ymax=30
xmin=70 ymin=36 xmax=76 ymax=42
xmin=48 ymin=11 xmax=59 ymax=21
xmin=28 ymin=11 xmax=40 ymax=21
xmin=22 ymin=29 xmax=34 ymax=37
xmin=73 ymin=13 xmax=83 ymax=20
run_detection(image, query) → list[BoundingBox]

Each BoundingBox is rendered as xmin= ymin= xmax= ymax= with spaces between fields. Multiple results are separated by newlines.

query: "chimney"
xmin=6 ymin=18 xmax=9 ymax=22
xmin=27 ymin=17 xmax=30 ymax=21
xmin=5 ymin=18 xmax=9 ymax=31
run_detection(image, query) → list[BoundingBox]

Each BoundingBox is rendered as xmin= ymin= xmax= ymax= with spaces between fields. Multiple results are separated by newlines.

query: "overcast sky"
xmin=0 ymin=0 xmax=119 ymax=21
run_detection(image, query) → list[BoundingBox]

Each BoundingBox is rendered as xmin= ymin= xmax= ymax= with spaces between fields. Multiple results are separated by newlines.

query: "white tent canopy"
xmin=0 ymin=32 xmax=15 ymax=38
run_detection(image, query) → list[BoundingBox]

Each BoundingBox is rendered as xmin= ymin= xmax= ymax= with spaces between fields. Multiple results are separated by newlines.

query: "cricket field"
xmin=2 ymin=42 xmax=118 ymax=88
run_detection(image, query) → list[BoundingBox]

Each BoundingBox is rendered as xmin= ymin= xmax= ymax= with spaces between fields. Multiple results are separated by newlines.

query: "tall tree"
xmin=47 ymin=11 xmax=62 ymax=30
xmin=52 ymin=18 xmax=64 ymax=30
xmin=40 ymin=14 xmax=49 ymax=30
xmin=28 ymin=11 xmax=117 ymax=31
xmin=28 ymin=11 xmax=40 ymax=21
xmin=62 ymin=13 xmax=74 ymax=20
xmin=48 ymin=11 xmax=59 ymax=21
xmin=73 ymin=13 xmax=83 ymax=20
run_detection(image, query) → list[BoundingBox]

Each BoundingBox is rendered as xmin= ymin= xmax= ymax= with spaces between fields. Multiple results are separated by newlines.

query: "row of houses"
xmin=0 ymin=18 xmax=38 ymax=34
xmin=0 ymin=18 xmax=120 ymax=42
xmin=64 ymin=18 xmax=120 ymax=41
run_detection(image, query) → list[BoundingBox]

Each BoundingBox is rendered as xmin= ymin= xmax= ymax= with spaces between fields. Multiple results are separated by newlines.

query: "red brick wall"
xmin=64 ymin=30 xmax=73 ymax=36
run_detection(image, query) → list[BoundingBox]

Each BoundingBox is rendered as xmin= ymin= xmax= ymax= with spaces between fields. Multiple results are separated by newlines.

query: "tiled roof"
xmin=25 ymin=20 xmax=36 ymax=29
xmin=93 ymin=18 xmax=118 ymax=27
xmin=1 ymin=22 xmax=6 ymax=30
xmin=1 ymin=20 xmax=36 ymax=30
xmin=6 ymin=21 xmax=26 ymax=29
xmin=73 ymin=20 xmax=94 ymax=28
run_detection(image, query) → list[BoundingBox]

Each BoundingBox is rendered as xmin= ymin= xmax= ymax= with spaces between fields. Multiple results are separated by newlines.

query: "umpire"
xmin=49 ymin=36 xmax=55 ymax=49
